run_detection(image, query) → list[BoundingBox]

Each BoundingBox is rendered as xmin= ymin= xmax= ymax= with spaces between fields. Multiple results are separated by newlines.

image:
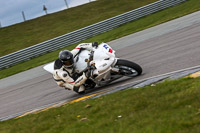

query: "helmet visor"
xmin=62 ymin=59 xmax=74 ymax=67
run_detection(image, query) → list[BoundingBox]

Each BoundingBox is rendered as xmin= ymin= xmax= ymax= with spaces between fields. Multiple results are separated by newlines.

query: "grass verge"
xmin=0 ymin=77 xmax=200 ymax=132
xmin=0 ymin=0 xmax=200 ymax=79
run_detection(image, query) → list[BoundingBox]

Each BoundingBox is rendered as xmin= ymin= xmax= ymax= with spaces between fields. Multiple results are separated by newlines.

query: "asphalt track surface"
xmin=1 ymin=11 xmax=200 ymax=118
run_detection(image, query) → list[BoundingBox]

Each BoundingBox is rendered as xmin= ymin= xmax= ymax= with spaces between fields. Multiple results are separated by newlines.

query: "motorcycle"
xmin=43 ymin=43 xmax=142 ymax=93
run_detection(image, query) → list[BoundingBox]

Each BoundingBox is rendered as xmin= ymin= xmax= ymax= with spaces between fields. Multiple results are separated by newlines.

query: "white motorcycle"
xmin=44 ymin=43 xmax=142 ymax=93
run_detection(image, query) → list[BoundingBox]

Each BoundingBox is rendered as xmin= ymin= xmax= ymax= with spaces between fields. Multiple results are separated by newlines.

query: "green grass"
xmin=1 ymin=0 xmax=200 ymax=79
xmin=0 ymin=0 xmax=158 ymax=57
xmin=1 ymin=77 xmax=200 ymax=133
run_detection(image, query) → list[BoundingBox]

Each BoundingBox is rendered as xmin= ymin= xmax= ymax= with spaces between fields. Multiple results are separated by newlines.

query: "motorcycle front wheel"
xmin=114 ymin=59 xmax=142 ymax=77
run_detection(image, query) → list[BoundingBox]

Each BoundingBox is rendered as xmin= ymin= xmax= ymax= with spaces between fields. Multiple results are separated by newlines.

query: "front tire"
xmin=84 ymin=79 xmax=96 ymax=90
xmin=114 ymin=59 xmax=142 ymax=77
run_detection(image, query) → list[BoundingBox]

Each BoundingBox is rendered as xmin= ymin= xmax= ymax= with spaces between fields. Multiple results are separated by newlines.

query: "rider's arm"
xmin=53 ymin=69 xmax=74 ymax=89
xmin=53 ymin=69 xmax=87 ymax=90
xmin=73 ymin=73 xmax=87 ymax=87
xmin=71 ymin=42 xmax=98 ymax=56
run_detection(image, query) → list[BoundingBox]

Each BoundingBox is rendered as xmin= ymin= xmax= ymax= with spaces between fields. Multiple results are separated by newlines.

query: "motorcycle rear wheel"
xmin=114 ymin=59 xmax=142 ymax=77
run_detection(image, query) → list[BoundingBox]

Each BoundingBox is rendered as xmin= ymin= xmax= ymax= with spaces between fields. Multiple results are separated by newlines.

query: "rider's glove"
xmin=85 ymin=65 xmax=95 ymax=78
xmin=85 ymin=66 xmax=92 ymax=78
xmin=85 ymin=71 xmax=91 ymax=78
xmin=92 ymin=42 xmax=98 ymax=48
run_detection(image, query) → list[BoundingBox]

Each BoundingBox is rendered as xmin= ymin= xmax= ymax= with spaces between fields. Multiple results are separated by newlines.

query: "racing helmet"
xmin=59 ymin=50 xmax=74 ymax=68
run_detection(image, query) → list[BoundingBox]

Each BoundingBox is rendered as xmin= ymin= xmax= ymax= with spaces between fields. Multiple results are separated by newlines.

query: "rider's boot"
xmin=73 ymin=85 xmax=85 ymax=94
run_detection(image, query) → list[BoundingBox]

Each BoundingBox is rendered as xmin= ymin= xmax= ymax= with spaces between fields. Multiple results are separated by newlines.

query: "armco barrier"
xmin=0 ymin=0 xmax=186 ymax=70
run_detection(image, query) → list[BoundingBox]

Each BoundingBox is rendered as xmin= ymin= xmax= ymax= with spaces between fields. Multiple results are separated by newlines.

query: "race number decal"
xmin=103 ymin=44 xmax=113 ymax=53
xmin=103 ymin=44 xmax=109 ymax=49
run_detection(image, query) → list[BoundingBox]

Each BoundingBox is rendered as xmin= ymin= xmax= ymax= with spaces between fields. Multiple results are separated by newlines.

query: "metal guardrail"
xmin=0 ymin=0 xmax=186 ymax=70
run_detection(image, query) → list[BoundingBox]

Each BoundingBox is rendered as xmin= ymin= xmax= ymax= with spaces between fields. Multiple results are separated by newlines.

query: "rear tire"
xmin=115 ymin=59 xmax=142 ymax=77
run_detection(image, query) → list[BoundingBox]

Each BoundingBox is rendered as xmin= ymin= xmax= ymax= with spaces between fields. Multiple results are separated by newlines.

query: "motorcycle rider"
xmin=53 ymin=42 xmax=98 ymax=94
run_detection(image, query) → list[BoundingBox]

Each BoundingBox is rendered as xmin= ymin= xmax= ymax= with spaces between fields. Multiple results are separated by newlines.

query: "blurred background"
xmin=0 ymin=0 xmax=96 ymax=28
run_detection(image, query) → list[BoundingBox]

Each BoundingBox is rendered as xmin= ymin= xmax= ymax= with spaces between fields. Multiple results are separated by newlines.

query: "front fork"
xmin=111 ymin=58 xmax=120 ymax=73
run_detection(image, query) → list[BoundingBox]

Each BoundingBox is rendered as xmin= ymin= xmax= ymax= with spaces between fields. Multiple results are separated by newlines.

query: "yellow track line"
xmin=14 ymin=70 xmax=200 ymax=119
xmin=15 ymin=91 xmax=106 ymax=119
xmin=189 ymin=71 xmax=200 ymax=78
xmin=15 ymin=70 xmax=200 ymax=119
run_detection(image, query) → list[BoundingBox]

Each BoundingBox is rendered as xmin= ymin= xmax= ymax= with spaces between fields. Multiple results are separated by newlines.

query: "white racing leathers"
xmin=53 ymin=66 xmax=87 ymax=93
xmin=44 ymin=42 xmax=143 ymax=94
xmin=53 ymin=43 xmax=95 ymax=93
